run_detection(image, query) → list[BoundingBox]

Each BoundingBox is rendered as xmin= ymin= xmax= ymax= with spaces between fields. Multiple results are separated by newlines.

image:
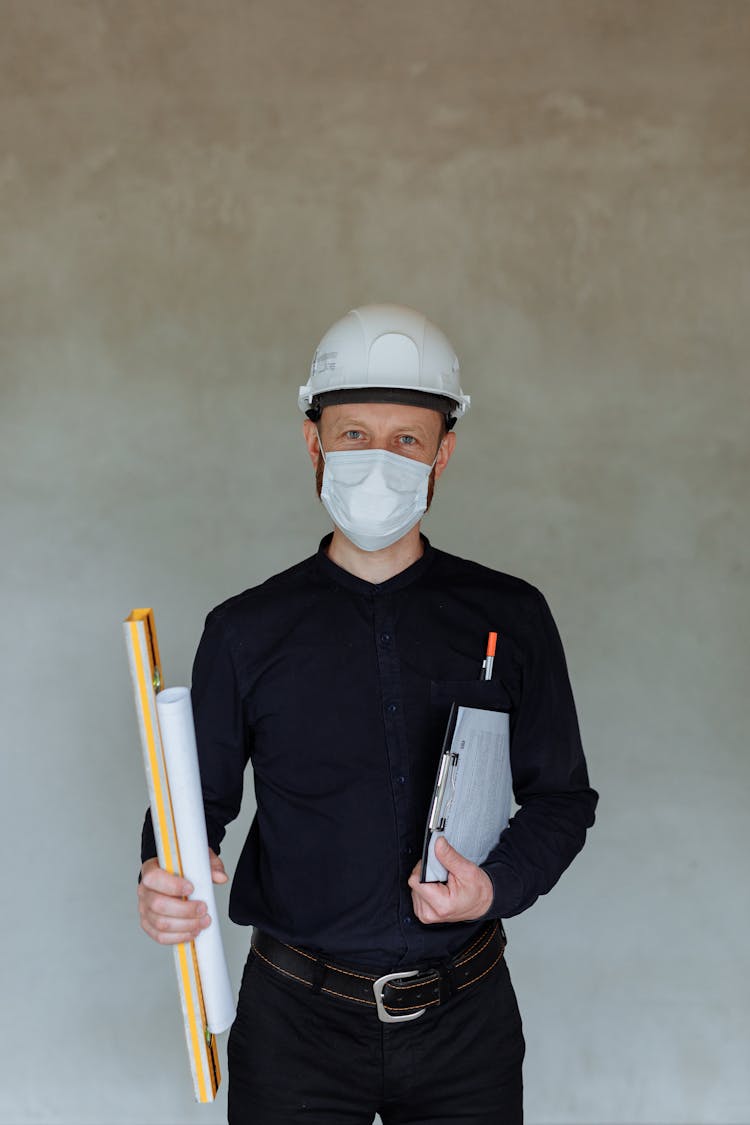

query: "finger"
xmin=139 ymin=889 xmax=208 ymax=921
xmin=141 ymin=862 xmax=193 ymax=898
xmin=210 ymin=855 xmax=229 ymax=884
xmin=141 ymin=916 xmax=211 ymax=945
xmin=408 ymin=880 xmax=434 ymax=906
xmin=409 ymin=881 xmax=451 ymax=919
xmin=410 ymin=892 xmax=441 ymax=925
xmin=434 ymin=836 xmax=473 ymax=876
xmin=407 ymin=869 xmax=423 ymax=891
xmin=146 ymin=911 xmax=212 ymax=936
xmin=140 ymin=904 xmax=212 ymax=937
xmin=410 ymin=872 xmax=450 ymax=901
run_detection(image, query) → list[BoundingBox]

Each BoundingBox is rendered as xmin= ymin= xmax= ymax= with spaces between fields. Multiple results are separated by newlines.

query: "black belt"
xmin=251 ymin=920 xmax=506 ymax=1024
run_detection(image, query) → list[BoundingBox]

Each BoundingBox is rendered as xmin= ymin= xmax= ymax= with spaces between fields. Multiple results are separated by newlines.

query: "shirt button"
xmin=403 ymin=916 xmax=412 ymax=926
xmin=386 ymin=702 xmax=398 ymax=713
xmin=397 ymin=775 xmax=405 ymax=785
xmin=380 ymin=632 xmax=391 ymax=643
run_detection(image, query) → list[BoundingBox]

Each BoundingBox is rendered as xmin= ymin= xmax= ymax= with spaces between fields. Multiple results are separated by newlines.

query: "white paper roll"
xmin=156 ymin=687 xmax=236 ymax=1034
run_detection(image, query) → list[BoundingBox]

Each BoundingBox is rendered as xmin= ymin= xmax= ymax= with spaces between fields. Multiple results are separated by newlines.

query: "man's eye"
xmin=399 ymin=435 xmax=417 ymax=445
xmin=345 ymin=430 xmax=363 ymax=440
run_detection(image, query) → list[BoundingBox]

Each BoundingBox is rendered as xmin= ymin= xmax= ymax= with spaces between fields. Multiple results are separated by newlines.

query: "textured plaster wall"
xmin=1 ymin=2 xmax=748 ymax=1122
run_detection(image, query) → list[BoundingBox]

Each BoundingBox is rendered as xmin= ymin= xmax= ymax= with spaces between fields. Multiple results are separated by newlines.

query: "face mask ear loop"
xmin=316 ymin=429 xmax=327 ymax=465
xmin=429 ymin=439 xmax=445 ymax=473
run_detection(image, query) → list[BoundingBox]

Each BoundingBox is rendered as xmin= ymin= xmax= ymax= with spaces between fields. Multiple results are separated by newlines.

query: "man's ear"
xmin=302 ymin=419 xmax=321 ymax=469
xmin=433 ymin=430 xmax=456 ymax=481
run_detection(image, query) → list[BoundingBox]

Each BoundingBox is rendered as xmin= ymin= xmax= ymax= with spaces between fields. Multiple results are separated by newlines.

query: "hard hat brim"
xmin=309 ymin=387 xmax=458 ymax=416
xmin=299 ymin=383 xmax=470 ymax=418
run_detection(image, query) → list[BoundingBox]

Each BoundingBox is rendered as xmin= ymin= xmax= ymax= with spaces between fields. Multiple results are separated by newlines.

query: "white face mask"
xmin=319 ymin=443 xmax=439 ymax=553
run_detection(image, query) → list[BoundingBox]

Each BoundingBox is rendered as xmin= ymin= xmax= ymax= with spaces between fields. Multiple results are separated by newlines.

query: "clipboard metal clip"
xmin=428 ymin=751 xmax=459 ymax=831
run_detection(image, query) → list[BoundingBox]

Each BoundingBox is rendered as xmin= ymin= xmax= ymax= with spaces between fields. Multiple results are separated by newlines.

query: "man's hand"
xmin=408 ymin=837 xmax=494 ymax=924
xmin=138 ymin=848 xmax=228 ymax=945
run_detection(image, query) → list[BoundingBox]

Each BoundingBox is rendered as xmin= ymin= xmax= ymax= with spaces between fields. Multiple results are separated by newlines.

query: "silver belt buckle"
xmin=372 ymin=970 xmax=426 ymax=1024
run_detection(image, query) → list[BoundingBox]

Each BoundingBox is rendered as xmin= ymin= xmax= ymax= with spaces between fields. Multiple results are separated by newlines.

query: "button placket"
xmin=372 ymin=595 xmax=420 ymax=955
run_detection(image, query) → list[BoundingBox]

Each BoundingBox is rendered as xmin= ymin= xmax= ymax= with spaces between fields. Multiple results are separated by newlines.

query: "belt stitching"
xmin=254 ymin=946 xmax=441 ymax=1011
xmin=387 ymin=924 xmax=498 ymax=991
xmin=255 ymin=923 xmax=501 ymax=1008
xmin=454 ymin=924 xmax=493 ymax=961
xmin=285 ymin=921 xmax=497 ymax=984
xmin=456 ymin=946 xmax=504 ymax=991
xmin=286 ymin=942 xmax=391 ymax=984
xmin=455 ymin=924 xmax=496 ymax=968
xmin=254 ymin=945 xmax=377 ymax=1007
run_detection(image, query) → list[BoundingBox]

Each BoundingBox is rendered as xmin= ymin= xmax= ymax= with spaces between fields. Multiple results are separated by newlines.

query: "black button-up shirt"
xmin=142 ymin=536 xmax=597 ymax=970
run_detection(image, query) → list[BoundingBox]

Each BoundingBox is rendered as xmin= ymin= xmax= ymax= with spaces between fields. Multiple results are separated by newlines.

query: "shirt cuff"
xmin=479 ymin=860 xmax=525 ymax=919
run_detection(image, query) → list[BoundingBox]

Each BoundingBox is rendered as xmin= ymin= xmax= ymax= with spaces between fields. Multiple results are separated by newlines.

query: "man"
xmin=138 ymin=304 xmax=597 ymax=1124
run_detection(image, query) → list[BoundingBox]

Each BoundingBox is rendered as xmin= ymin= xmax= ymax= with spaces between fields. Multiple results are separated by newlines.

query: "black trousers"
xmin=227 ymin=943 xmax=525 ymax=1124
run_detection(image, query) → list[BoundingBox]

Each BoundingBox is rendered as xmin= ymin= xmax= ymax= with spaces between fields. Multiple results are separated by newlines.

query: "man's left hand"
xmin=408 ymin=837 xmax=494 ymax=924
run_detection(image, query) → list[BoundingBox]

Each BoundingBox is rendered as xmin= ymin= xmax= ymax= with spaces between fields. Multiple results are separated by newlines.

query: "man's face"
xmin=302 ymin=401 xmax=456 ymax=503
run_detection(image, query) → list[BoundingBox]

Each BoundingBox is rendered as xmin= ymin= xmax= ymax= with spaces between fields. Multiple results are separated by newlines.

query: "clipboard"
xmin=420 ymin=702 xmax=512 ymax=883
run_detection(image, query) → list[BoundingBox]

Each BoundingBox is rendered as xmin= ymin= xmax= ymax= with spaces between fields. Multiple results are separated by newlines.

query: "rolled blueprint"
xmin=156 ymin=687 xmax=236 ymax=1034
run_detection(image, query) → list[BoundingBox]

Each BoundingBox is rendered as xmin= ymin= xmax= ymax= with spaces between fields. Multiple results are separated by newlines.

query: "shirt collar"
xmin=315 ymin=533 xmax=436 ymax=595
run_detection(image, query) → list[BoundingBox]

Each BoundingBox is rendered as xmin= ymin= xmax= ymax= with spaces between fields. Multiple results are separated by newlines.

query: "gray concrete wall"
xmin=1 ymin=2 xmax=748 ymax=1121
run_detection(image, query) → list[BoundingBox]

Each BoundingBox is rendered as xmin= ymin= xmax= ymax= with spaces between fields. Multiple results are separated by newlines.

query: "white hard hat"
xmin=298 ymin=304 xmax=471 ymax=426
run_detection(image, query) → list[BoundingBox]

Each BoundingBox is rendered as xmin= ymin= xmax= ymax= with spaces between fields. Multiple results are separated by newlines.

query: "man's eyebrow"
xmin=333 ymin=416 xmax=431 ymax=435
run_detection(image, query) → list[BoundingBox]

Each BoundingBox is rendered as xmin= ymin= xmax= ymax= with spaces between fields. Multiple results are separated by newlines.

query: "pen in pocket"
xmin=480 ymin=632 xmax=497 ymax=681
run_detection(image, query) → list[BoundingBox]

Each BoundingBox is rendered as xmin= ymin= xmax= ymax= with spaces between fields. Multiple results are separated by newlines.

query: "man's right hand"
xmin=138 ymin=849 xmax=228 ymax=945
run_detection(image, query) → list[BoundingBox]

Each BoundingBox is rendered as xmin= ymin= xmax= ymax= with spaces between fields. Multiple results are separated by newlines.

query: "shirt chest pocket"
xmin=430 ymin=678 xmax=512 ymax=716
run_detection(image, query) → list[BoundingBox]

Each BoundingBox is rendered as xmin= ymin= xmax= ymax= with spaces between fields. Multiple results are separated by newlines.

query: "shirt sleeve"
xmin=139 ymin=608 xmax=251 ymax=864
xmin=479 ymin=588 xmax=598 ymax=918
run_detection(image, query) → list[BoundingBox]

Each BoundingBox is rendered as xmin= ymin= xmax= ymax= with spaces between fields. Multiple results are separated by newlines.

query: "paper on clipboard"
xmin=420 ymin=703 xmax=512 ymax=883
